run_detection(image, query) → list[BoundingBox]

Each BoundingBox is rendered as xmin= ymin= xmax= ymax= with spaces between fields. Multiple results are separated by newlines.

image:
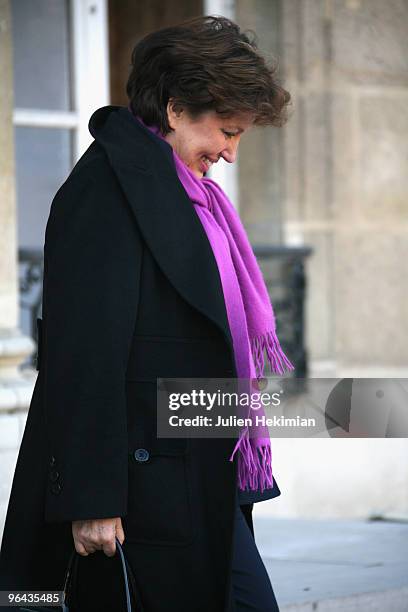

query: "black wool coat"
xmin=0 ymin=106 xmax=280 ymax=612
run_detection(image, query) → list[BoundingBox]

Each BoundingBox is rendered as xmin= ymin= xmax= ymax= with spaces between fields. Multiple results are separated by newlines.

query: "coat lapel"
xmin=89 ymin=106 xmax=234 ymax=357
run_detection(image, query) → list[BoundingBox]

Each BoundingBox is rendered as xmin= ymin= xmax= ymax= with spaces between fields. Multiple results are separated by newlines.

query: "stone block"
xmin=239 ymin=126 xmax=284 ymax=244
xmin=332 ymin=0 xmax=408 ymax=86
xmin=302 ymin=92 xmax=334 ymax=222
xmin=282 ymin=96 xmax=303 ymax=224
xmin=331 ymin=94 xmax=358 ymax=223
xmin=303 ymin=229 xmax=335 ymax=362
xmin=334 ymin=230 xmax=408 ymax=366
xmin=358 ymin=95 xmax=408 ymax=223
xmin=302 ymin=0 xmax=328 ymax=85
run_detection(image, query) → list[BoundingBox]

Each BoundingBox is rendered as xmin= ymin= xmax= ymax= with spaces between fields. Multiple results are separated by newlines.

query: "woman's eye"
xmin=222 ymin=130 xmax=236 ymax=139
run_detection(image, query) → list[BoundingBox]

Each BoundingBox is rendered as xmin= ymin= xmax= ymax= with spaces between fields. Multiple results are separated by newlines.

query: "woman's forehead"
xmin=200 ymin=109 xmax=255 ymax=130
xmin=225 ymin=113 xmax=254 ymax=129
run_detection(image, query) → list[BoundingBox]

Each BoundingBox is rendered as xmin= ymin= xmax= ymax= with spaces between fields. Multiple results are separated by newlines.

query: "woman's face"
xmin=164 ymin=101 xmax=254 ymax=178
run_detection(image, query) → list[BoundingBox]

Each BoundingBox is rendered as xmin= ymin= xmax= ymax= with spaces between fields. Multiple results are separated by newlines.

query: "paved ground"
xmin=254 ymin=515 xmax=408 ymax=611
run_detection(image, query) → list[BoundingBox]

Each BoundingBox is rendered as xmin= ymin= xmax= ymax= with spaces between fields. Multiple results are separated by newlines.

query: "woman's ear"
xmin=166 ymin=98 xmax=183 ymax=130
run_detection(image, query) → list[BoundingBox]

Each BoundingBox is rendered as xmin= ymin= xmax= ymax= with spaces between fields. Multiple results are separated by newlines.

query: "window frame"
xmin=12 ymin=0 xmax=110 ymax=163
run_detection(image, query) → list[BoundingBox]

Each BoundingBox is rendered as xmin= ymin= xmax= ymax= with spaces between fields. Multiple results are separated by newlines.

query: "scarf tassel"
xmin=229 ymin=332 xmax=294 ymax=491
xmin=251 ymin=330 xmax=295 ymax=378
xmin=234 ymin=434 xmax=274 ymax=492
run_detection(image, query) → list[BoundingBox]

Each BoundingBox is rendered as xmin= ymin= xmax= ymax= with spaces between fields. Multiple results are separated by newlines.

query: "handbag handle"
xmin=62 ymin=537 xmax=133 ymax=612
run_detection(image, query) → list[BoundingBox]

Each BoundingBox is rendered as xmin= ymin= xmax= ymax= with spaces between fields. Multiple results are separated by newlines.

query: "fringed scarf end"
xmin=230 ymin=441 xmax=274 ymax=493
xmin=251 ymin=330 xmax=295 ymax=377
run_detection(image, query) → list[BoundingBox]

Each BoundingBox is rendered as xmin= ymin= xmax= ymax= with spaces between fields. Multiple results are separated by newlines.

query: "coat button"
xmin=252 ymin=377 xmax=268 ymax=391
xmin=134 ymin=448 xmax=150 ymax=462
xmin=50 ymin=470 xmax=59 ymax=482
xmin=51 ymin=483 xmax=62 ymax=495
xmin=257 ymin=377 xmax=268 ymax=391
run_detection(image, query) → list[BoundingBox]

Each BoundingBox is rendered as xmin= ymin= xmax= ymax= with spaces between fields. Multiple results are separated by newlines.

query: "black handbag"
xmin=19 ymin=537 xmax=138 ymax=612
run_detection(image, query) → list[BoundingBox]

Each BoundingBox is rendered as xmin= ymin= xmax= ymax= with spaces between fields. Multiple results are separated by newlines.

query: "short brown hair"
xmin=126 ymin=15 xmax=291 ymax=135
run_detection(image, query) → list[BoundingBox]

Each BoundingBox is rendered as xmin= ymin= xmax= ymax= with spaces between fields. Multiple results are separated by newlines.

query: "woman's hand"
xmin=71 ymin=517 xmax=125 ymax=557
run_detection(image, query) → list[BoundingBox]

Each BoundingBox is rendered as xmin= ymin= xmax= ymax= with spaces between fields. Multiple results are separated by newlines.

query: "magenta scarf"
xmin=132 ymin=111 xmax=294 ymax=492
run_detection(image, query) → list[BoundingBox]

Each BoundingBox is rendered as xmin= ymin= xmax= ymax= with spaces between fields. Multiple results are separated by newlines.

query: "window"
xmin=11 ymin=0 xmax=109 ymax=341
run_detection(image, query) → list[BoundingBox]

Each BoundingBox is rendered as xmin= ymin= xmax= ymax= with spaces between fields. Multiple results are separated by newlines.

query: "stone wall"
xmin=236 ymin=0 xmax=408 ymax=376
xmin=234 ymin=0 xmax=408 ymax=519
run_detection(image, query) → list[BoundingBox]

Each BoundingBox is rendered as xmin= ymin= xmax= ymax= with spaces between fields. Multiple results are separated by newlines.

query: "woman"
xmin=0 ymin=15 xmax=292 ymax=612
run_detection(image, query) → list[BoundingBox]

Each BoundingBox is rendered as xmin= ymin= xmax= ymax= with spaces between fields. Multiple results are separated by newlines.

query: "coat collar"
xmin=89 ymin=105 xmax=235 ymax=363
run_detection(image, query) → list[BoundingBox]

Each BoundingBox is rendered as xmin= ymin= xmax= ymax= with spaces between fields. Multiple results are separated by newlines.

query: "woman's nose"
xmin=221 ymin=139 xmax=240 ymax=164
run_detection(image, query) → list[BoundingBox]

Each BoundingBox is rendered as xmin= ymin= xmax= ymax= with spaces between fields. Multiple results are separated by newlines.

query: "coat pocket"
xmin=124 ymin=437 xmax=195 ymax=547
xmin=124 ymin=381 xmax=195 ymax=547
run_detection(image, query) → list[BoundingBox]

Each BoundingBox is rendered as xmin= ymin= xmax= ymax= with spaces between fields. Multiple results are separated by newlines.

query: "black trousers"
xmin=231 ymin=500 xmax=280 ymax=612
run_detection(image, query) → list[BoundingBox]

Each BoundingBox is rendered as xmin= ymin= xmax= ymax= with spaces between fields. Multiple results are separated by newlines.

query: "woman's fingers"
xmin=74 ymin=539 xmax=89 ymax=557
xmin=102 ymin=538 xmax=116 ymax=557
xmin=115 ymin=517 xmax=125 ymax=545
xmin=72 ymin=517 xmax=121 ymax=557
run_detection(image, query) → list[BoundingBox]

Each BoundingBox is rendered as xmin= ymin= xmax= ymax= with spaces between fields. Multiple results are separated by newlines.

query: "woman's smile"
xmin=199 ymin=154 xmax=218 ymax=173
xmin=164 ymin=104 xmax=254 ymax=179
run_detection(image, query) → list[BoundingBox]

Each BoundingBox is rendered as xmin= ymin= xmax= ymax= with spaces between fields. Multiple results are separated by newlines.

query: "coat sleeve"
xmin=41 ymin=163 xmax=142 ymax=523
